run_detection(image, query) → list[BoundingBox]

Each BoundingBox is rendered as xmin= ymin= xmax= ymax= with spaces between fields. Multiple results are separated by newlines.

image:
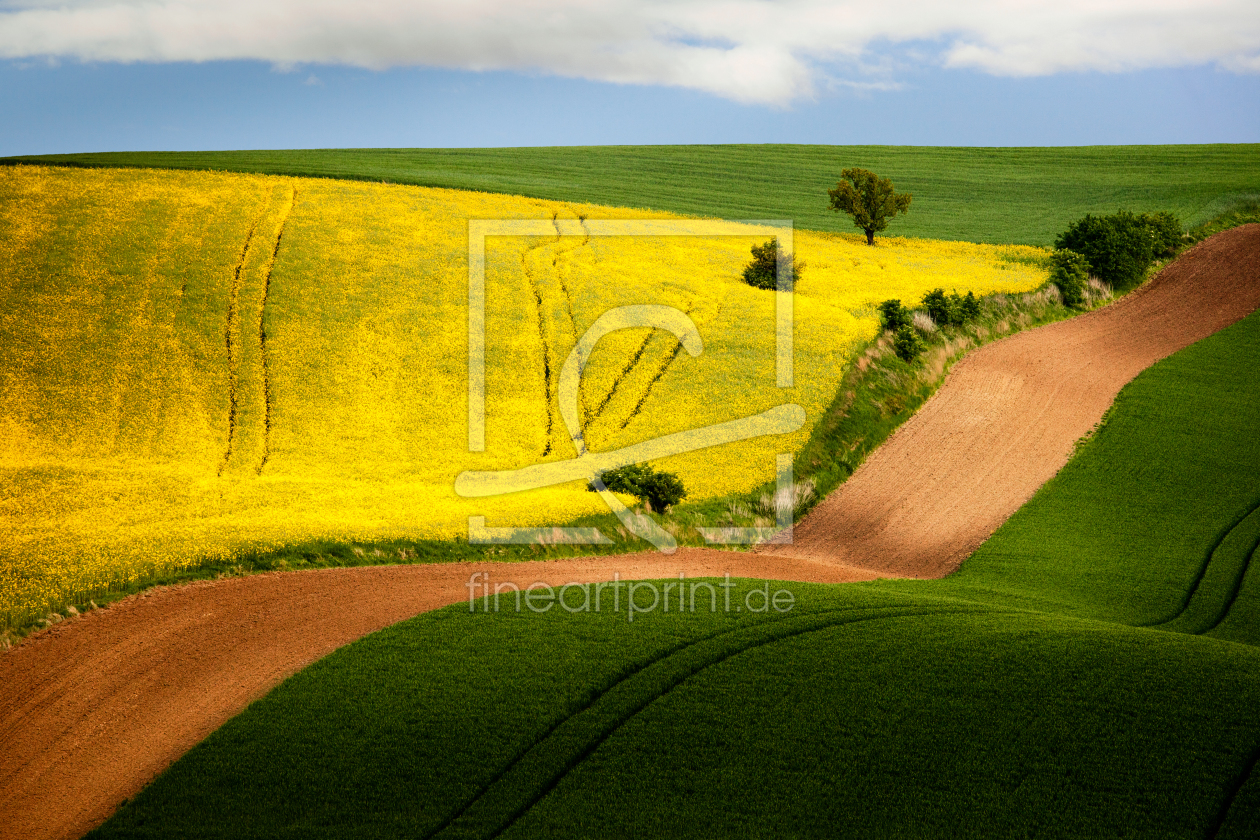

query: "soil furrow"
xmin=216 ymin=202 xmax=267 ymax=476
xmin=255 ymin=186 xmax=296 ymax=475
xmin=1206 ymin=539 xmax=1260 ymax=635
xmin=587 ymin=329 xmax=654 ymax=424
xmin=424 ymin=603 xmax=909 ymax=838
xmin=618 ymin=335 xmax=686 ymax=431
xmin=550 ymin=213 xmax=581 ymax=342
xmin=550 ymin=211 xmax=594 ymax=426
xmin=520 ymin=237 xmax=557 ymax=457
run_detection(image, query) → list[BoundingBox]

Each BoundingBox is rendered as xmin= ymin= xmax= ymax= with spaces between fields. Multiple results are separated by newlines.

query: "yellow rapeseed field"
xmin=0 ymin=165 xmax=1048 ymax=623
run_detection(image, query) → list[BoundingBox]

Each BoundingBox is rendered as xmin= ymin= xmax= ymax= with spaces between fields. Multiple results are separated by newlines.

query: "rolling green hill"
xmin=89 ymin=307 xmax=1260 ymax=838
xmin=6 ymin=144 xmax=1259 ymax=245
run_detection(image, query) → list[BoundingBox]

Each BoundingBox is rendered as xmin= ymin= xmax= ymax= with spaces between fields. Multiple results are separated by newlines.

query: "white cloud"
xmin=0 ymin=0 xmax=1257 ymax=105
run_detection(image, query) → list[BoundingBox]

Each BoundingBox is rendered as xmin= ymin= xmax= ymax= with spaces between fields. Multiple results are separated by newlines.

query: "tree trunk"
xmin=865 ymin=228 xmax=875 ymax=246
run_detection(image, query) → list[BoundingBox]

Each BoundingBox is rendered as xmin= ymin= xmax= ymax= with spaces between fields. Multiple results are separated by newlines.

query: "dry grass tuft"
xmin=921 ymin=347 xmax=948 ymax=382
xmin=1085 ymin=277 xmax=1114 ymax=304
xmin=755 ymin=479 xmax=817 ymax=520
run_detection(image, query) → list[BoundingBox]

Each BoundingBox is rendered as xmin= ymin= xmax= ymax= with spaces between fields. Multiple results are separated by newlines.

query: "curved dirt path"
xmin=0 ymin=551 xmax=863 ymax=840
xmin=762 ymin=223 xmax=1260 ymax=576
xmin=2 ymin=225 xmax=1258 ymax=840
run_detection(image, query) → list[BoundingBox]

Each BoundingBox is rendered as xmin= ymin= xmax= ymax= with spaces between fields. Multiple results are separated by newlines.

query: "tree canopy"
xmin=828 ymin=168 xmax=912 ymax=245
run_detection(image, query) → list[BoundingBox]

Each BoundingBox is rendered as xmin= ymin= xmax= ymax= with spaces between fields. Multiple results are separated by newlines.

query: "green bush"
xmin=1142 ymin=211 xmax=1183 ymax=258
xmin=1054 ymin=210 xmax=1182 ymax=292
xmin=893 ymin=325 xmax=924 ymax=362
xmin=961 ymin=291 xmax=980 ymax=321
xmin=589 ymin=463 xmax=687 ymax=513
xmin=637 ymin=471 xmax=687 ymax=513
xmin=742 ymin=240 xmax=804 ymax=290
xmin=922 ymin=289 xmax=952 ymax=326
xmin=878 ymin=299 xmax=910 ymax=333
xmin=923 ymin=288 xmax=977 ymax=327
xmin=1049 ymin=249 xmax=1089 ymax=307
xmin=1053 ymin=212 xmax=1147 ymax=290
xmin=592 ymin=464 xmax=653 ymax=495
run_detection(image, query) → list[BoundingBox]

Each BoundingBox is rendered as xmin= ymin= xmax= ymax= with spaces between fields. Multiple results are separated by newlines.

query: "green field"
xmin=89 ymin=307 xmax=1260 ymax=838
xmin=6 ymin=144 xmax=1259 ymax=245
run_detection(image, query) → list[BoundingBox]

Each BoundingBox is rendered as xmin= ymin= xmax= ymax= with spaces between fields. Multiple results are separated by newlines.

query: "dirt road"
xmin=763 ymin=224 xmax=1260 ymax=576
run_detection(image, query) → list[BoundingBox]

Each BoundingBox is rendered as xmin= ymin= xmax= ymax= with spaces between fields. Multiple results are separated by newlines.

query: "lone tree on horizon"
xmin=828 ymin=168 xmax=912 ymax=245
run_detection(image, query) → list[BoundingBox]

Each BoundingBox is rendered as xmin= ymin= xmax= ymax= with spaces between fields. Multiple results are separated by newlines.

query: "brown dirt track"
xmin=761 ymin=224 xmax=1260 ymax=577
xmin=2 ymin=224 xmax=1258 ymax=840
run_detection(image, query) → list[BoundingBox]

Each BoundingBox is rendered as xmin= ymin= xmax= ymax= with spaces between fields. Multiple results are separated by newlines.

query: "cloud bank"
xmin=1 ymin=0 xmax=1257 ymax=104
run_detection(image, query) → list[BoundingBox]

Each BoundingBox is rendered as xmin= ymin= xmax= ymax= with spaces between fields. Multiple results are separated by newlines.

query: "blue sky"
xmin=2 ymin=1 xmax=1258 ymax=155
